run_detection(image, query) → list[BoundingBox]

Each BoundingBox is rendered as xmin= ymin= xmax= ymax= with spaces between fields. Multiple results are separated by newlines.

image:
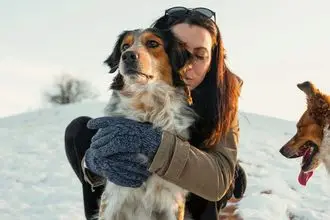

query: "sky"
xmin=0 ymin=0 xmax=329 ymax=121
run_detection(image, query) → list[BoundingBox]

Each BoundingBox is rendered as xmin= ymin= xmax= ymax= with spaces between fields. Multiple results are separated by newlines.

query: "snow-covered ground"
xmin=1 ymin=102 xmax=329 ymax=220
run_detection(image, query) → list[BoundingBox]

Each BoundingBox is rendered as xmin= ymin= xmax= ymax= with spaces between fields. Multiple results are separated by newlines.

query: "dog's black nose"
xmin=279 ymin=147 xmax=286 ymax=156
xmin=122 ymin=51 xmax=138 ymax=64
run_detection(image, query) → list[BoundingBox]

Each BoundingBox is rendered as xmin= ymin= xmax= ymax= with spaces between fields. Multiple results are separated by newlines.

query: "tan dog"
xmin=98 ymin=28 xmax=195 ymax=220
xmin=279 ymin=81 xmax=330 ymax=186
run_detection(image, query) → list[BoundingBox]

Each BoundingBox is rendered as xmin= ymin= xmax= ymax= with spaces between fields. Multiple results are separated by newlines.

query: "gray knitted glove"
xmin=84 ymin=116 xmax=162 ymax=187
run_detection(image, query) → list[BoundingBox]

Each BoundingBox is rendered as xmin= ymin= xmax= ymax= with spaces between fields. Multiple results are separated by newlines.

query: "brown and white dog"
xmin=279 ymin=81 xmax=330 ymax=186
xmin=97 ymin=28 xmax=196 ymax=220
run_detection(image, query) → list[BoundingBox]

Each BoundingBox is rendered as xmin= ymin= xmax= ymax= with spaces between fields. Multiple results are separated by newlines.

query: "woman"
xmin=65 ymin=6 xmax=247 ymax=220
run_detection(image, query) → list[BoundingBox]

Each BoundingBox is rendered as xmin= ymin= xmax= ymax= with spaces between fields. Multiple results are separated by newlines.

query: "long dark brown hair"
xmin=151 ymin=12 xmax=242 ymax=148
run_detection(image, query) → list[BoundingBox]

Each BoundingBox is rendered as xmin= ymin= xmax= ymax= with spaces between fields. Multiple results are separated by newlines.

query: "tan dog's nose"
xmin=279 ymin=147 xmax=287 ymax=156
xmin=279 ymin=146 xmax=293 ymax=158
xmin=279 ymin=143 xmax=301 ymax=158
xmin=122 ymin=51 xmax=139 ymax=65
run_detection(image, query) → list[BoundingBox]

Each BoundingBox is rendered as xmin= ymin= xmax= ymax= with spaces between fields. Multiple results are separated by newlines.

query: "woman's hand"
xmin=84 ymin=116 xmax=162 ymax=187
xmin=233 ymin=163 xmax=247 ymax=199
xmin=217 ymin=163 xmax=247 ymax=209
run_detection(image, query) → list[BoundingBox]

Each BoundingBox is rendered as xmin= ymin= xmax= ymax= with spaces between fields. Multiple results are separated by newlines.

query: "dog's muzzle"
xmin=122 ymin=51 xmax=138 ymax=73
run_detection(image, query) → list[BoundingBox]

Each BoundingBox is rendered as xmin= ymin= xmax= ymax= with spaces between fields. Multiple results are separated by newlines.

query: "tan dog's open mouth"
xmin=280 ymin=140 xmax=320 ymax=186
xmin=298 ymin=141 xmax=319 ymax=185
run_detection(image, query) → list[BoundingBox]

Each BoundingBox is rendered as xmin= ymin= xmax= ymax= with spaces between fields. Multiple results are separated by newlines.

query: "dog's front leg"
xmin=100 ymin=182 xmax=132 ymax=220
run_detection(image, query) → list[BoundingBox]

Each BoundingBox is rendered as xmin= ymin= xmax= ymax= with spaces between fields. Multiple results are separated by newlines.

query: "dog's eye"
xmin=146 ymin=40 xmax=160 ymax=48
xmin=121 ymin=44 xmax=130 ymax=51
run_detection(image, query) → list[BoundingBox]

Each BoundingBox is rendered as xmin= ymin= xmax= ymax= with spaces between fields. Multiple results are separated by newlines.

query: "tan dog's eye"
xmin=121 ymin=43 xmax=130 ymax=51
xmin=146 ymin=40 xmax=160 ymax=48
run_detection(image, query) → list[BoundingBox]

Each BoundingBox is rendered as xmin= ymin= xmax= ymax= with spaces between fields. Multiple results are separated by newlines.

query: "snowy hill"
xmin=1 ymin=102 xmax=329 ymax=220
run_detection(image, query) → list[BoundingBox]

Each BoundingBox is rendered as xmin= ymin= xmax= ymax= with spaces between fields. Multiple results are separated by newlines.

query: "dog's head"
xmin=104 ymin=28 xmax=192 ymax=98
xmin=279 ymin=81 xmax=330 ymax=186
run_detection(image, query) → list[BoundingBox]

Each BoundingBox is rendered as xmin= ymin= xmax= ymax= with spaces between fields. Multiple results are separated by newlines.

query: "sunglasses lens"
xmin=165 ymin=7 xmax=216 ymax=21
xmin=194 ymin=8 xmax=214 ymax=19
xmin=166 ymin=7 xmax=189 ymax=18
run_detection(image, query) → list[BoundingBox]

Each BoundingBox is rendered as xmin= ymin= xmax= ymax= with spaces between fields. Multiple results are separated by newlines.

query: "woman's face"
xmin=172 ymin=23 xmax=213 ymax=90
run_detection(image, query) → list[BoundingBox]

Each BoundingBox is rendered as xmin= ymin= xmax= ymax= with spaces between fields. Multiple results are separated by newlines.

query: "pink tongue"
xmin=298 ymin=170 xmax=314 ymax=186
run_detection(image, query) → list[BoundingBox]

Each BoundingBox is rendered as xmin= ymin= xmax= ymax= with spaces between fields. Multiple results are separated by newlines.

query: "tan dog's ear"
xmin=297 ymin=81 xmax=318 ymax=97
xmin=104 ymin=30 xmax=131 ymax=73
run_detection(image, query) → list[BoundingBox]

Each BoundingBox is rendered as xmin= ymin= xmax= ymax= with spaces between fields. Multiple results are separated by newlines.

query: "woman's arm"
xmin=148 ymin=113 xmax=239 ymax=201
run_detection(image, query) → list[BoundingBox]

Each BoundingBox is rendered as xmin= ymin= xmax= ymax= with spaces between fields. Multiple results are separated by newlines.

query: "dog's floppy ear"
xmin=164 ymin=30 xmax=193 ymax=105
xmin=104 ymin=31 xmax=130 ymax=73
xmin=169 ymin=40 xmax=193 ymax=79
xmin=164 ymin=31 xmax=193 ymax=87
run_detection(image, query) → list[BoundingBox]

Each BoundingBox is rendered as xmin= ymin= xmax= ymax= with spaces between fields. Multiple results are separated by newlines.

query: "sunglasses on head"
xmin=165 ymin=6 xmax=216 ymax=22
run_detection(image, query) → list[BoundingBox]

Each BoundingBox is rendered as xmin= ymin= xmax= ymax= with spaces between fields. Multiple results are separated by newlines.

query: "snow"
xmin=0 ymin=102 xmax=329 ymax=220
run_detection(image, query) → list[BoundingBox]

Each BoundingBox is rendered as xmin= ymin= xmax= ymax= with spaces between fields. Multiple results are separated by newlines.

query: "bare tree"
xmin=44 ymin=73 xmax=98 ymax=105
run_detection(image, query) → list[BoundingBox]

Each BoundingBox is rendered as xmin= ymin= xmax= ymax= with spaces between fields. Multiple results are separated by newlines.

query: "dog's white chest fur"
xmin=320 ymin=125 xmax=330 ymax=174
xmin=98 ymin=82 xmax=195 ymax=220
